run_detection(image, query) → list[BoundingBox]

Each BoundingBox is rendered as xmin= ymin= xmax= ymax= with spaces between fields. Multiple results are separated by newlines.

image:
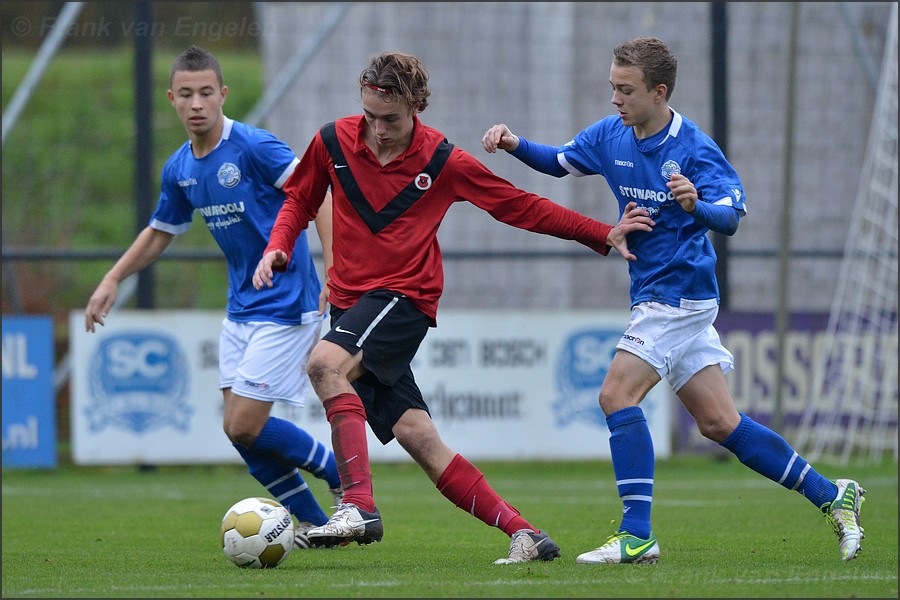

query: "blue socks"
xmin=233 ymin=442 xmax=328 ymax=525
xmin=607 ymin=407 xmax=839 ymax=541
xmin=233 ymin=417 xmax=342 ymax=525
xmin=721 ymin=412 xmax=838 ymax=510
xmin=253 ymin=417 xmax=341 ymax=490
xmin=607 ymin=406 xmax=654 ymax=539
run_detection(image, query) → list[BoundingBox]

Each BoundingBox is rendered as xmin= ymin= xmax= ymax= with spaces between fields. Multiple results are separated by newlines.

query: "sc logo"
xmin=87 ymin=332 xmax=192 ymax=433
xmin=103 ymin=336 xmax=174 ymax=380
xmin=552 ymin=328 xmax=620 ymax=428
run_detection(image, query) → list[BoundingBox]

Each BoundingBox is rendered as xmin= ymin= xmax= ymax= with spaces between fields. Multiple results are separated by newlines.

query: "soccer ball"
xmin=220 ymin=497 xmax=294 ymax=568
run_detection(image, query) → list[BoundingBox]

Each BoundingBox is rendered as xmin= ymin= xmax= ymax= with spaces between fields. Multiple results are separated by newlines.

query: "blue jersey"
xmin=151 ymin=118 xmax=322 ymax=325
xmin=558 ymin=109 xmax=746 ymax=309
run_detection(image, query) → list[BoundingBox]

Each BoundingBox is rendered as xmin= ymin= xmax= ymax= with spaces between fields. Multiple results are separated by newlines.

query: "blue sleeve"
xmin=509 ymin=137 xmax=568 ymax=177
xmin=248 ymin=127 xmax=297 ymax=187
xmin=689 ymin=200 xmax=742 ymax=236
xmin=150 ymin=157 xmax=194 ymax=234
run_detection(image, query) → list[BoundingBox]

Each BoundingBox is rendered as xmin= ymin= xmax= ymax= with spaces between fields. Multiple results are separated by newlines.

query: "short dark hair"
xmin=170 ymin=45 xmax=223 ymax=88
xmin=613 ymin=37 xmax=677 ymax=100
xmin=358 ymin=51 xmax=430 ymax=113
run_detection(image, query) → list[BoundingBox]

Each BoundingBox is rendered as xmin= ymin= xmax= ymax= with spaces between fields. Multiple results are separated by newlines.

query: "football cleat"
xmin=576 ymin=531 xmax=660 ymax=564
xmin=494 ymin=529 xmax=561 ymax=564
xmin=824 ymin=478 xmax=866 ymax=561
xmin=307 ymin=503 xmax=383 ymax=548
xmin=294 ymin=521 xmax=316 ymax=550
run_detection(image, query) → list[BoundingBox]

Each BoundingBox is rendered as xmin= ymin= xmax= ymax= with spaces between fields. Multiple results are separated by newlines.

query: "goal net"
xmin=794 ymin=4 xmax=898 ymax=465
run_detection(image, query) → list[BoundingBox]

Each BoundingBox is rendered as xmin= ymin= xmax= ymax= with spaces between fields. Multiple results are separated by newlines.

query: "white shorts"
xmin=219 ymin=318 xmax=323 ymax=406
xmin=616 ymin=301 xmax=734 ymax=393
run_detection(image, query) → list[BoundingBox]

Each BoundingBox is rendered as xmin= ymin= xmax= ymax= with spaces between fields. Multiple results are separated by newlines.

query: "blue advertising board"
xmin=2 ymin=316 xmax=57 ymax=468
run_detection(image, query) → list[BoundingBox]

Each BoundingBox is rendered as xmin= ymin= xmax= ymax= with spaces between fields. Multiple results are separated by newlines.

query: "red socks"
xmin=323 ymin=395 xmax=537 ymax=537
xmin=436 ymin=453 xmax=534 ymax=536
xmin=323 ymin=393 xmax=375 ymax=512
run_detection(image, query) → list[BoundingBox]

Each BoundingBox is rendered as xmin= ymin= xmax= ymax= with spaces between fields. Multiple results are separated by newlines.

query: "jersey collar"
xmin=352 ymin=114 xmax=426 ymax=163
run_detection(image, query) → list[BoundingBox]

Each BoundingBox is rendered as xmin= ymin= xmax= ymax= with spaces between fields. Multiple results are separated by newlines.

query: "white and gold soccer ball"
xmin=220 ymin=497 xmax=294 ymax=568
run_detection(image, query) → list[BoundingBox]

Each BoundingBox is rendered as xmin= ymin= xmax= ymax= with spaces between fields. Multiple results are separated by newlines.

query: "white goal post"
xmin=794 ymin=3 xmax=898 ymax=465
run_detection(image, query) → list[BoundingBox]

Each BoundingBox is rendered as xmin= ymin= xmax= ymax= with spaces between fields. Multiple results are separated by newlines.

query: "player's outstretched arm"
xmin=84 ymin=227 xmax=173 ymax=332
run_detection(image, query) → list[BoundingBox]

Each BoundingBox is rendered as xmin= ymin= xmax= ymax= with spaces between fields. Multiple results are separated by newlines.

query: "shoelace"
xmin=826 ymin=503 xmax=858 ymax=538
xmin=838 ymin=506 xmax=859 ymax=535
xmin=510 ymin=532 xmax=532 ymax=554
xmin=601 ymin=532 xmax=628 ymax=548
xmin=825 ymin=512 xmax=842 ymax=536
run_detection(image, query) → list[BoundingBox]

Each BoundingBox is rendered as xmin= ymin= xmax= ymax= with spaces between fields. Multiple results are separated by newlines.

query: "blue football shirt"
xmin=558 ymin=109 xmax=747 ymax=309
xmin=151 ymin=118 xmax=322 ymax=324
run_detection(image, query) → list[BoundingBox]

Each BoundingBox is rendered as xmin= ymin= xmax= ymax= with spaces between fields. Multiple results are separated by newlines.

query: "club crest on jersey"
xmin=217 ymin=162 xmax=242 ymax=188
xmin=415 ymin=173 xmax=432 ymax=191
xmin=660 ymin=159 xmax=681 ymax=181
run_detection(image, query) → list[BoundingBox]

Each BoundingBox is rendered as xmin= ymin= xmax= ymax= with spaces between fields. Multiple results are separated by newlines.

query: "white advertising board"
xmin=69 ymin=309 xmax=671 ymax=465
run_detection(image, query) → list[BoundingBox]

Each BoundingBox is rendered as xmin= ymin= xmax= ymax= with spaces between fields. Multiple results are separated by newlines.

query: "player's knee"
xmin=696 ymin=416 xmax=733 ymax=443
xmin=393 ymin=421 xmax=418 ymax=449
xmin=306 ymin=355 xmax=332 ymax=389
xmin=598 ymin=388 xmax=625 ymax=414
xmin=393 ymin=416 xmax=435 ymax=454
xmin=223 ymin=420 xmax=256 ymax=447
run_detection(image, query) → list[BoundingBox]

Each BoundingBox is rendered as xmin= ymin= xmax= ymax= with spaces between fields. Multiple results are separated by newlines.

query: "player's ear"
xmin=655 ymin=84 xmax=667 ymax=102
xmin=220 ymin=85 xmax=228 ymax=105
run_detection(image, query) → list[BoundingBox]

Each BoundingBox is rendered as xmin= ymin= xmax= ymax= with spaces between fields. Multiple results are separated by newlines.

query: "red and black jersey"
xmin=267 ymin=115 xmax=612 ymax=323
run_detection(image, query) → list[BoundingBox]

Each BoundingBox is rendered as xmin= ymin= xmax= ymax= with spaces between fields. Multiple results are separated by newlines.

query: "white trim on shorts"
xmin=355 ymin=295 xmax=399 ymax=348
xmin=219 ymin=317 xmax=323 ymax=406
xmin=616 ymin=301 xmax=734 ymax=393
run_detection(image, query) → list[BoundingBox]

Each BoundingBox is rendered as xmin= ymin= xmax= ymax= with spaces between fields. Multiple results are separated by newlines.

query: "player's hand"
xmin=481 ymin=124 xmax=520 ymax=153
xmin=607 ymin=202 xmax=655 ymax=261
xmin=252 ymin=250 xmax=288 ymax=290
xmin=84 ymin=279 xmax=118 ymax=333
xmin=317 ymin=277 xmax=330 ymax=316
xmin=667 ymin=173 xmax=698 ymax=213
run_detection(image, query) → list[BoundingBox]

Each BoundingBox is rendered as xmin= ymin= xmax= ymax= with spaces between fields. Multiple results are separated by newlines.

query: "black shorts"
xmin=324 ymin=289 xmax=432 ymax=444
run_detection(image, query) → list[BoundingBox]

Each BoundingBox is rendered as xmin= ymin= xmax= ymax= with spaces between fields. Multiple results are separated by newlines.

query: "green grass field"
xmin=2 ymin=457 xmax=897 ymax=598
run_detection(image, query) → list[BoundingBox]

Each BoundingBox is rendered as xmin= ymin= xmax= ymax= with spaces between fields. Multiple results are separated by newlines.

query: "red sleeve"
xmin=266 ymin=133 xmax=332 ymax=267
xmin=451 ymin=150 xmax=613 ymax=255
